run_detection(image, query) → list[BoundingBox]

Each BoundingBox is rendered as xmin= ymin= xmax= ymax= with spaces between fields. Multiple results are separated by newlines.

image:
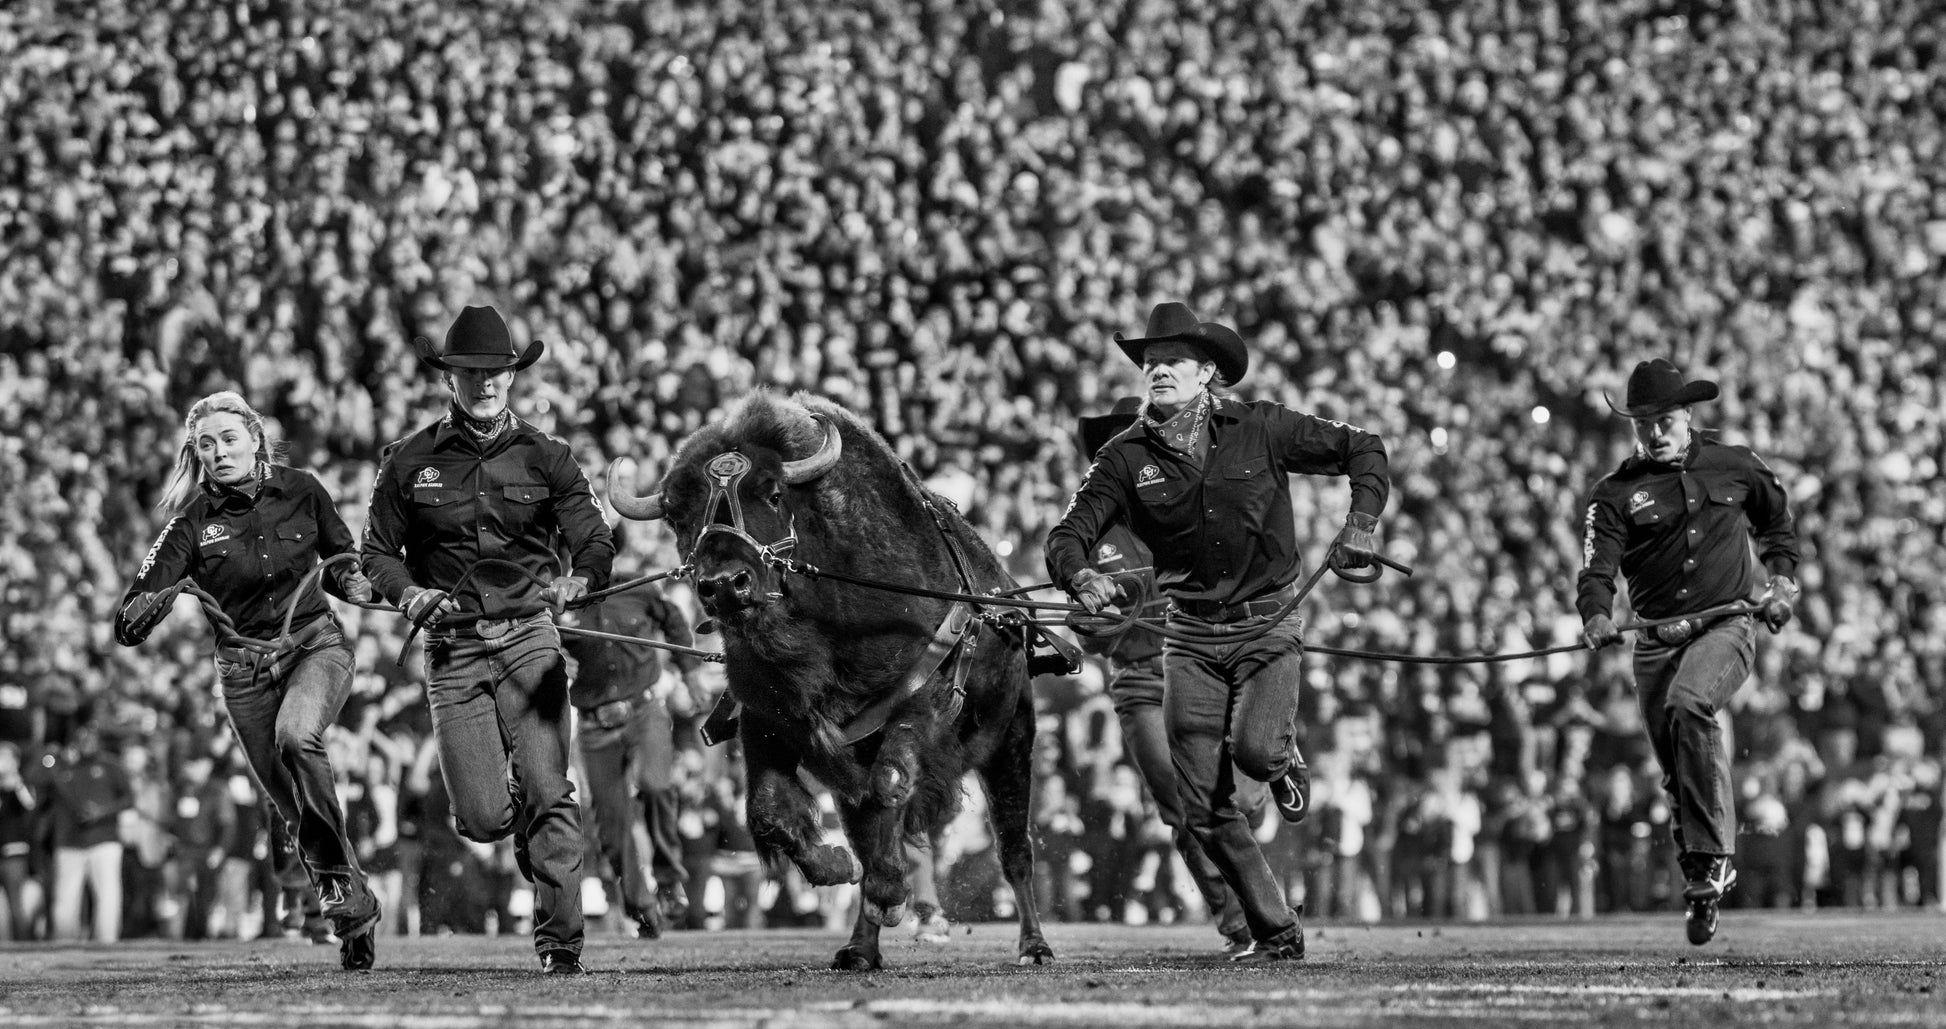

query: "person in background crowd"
xmin=1070 ymin=395 xmax=1262 ymax=954
xmin=114 ymin=390 xmax=382 ymax=968
xmin=0 ymin=741 xmax=42 ymax=940
xmin=564 ymin=568 xmax=707 ymax=939
xmin=40 ymin=714 xmax=131 ymax=942
xmin=1577 ymin=358 xmax=1801 ymax=945
xmin=1046 ymin=302 xmax=1391 ymax=962
xmin=362 ymin=305 xmax=615 ymax=974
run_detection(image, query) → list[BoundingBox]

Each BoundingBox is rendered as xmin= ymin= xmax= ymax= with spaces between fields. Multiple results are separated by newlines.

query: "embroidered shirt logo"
xmin=200 ymin=523 xmax=231 ymax=546
xmin=415 ymin=466 xmax=442 ymax=487
xmin=1627 ymin=490 xmax=1653 ymax=515
xmin=1136 ymin=464 xmax=1164 ymax=488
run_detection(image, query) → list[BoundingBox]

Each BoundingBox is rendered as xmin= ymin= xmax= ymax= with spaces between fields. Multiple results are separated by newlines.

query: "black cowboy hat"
xmin=1605 ymin=358 xmax=1718 ymax=418
xmin=414 ymin=305 xmax=545 ymax=372
xmin=1113 ymin=302 xmax=1249 ymax=386
xmin=1079 ymin=396 xmax=1144 ymax=456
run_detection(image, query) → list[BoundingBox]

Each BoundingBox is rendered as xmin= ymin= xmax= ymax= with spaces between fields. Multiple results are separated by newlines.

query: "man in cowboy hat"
xmin=1046 ymin=303 xmax=1391 ymax=962
xmin=1072 ymin=396 xmax=1267 ymax=956
xmin=1576 ymin=356 xmax=1800 ymax=946
xmin=362 ymin=305 xmax=614 ymax=973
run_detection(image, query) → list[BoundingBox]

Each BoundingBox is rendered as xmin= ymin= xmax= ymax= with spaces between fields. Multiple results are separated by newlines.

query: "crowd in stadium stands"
xmin=1 ymin=0 xmax=1942 ymax=940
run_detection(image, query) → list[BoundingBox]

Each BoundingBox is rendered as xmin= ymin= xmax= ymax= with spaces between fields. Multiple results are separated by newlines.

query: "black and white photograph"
xmin=0 ymin=0 xmax=1941 ymax=1025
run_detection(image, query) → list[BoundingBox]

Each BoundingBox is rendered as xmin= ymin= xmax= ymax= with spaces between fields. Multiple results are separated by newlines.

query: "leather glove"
xmin=1581 ymin=613 xmax=1623 ymax=650
xmin=1329 ymin=512 xmax=1380 ymax=570
xmin=539 ymin=574 xmax=590 ymax=615
xmin=122 ymin=580 xmax=188 ymax=636
xmin=337 ymin=567 xmax=374 ymax=604
xmin=1067 ymin=568 xmax=1125 ymax=614
xmin=401 ymin=586 xmax=457 ymax=626
xmin=1760 ymin=575 xmax=1800 ymax=633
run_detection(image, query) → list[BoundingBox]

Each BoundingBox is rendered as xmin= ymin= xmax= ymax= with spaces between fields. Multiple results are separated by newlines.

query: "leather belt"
xmin=431 ymin=612 xmax=550 ymax=642
xmin=1649 ymin=610 xmax=1745 ymax=646
xmin=1170 ymin=584 xmax=1298 ymax=624
xmin=584 ymin=698 xmax=638 ymax=729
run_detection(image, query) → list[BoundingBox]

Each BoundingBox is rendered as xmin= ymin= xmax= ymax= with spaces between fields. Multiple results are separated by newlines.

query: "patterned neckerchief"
xmin=1144 ymin=389 xmax=1212 ymax=466
xmin=449 ymin=404 xmax=513 ymax=445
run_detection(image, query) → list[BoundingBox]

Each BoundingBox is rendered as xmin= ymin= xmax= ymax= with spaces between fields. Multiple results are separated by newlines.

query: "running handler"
xmin=1576 ymin=357 xmax=1800 ymax=945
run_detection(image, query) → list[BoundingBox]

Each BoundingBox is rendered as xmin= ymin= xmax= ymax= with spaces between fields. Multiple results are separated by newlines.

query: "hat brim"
xmin=1079 ymin=411 xmax=1139 ymax=456
xmin=416 ymin=339 xmax=546 ymax=372
xmin=1604 ymin=379 xmax=1718 ymax=418
xmin=1113 ymin=329 xmax=1247 ymax=386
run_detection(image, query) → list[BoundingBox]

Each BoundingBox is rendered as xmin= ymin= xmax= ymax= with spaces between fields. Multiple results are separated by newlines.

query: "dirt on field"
xmin=1 ymin=912 xmax=1942 ymax=1028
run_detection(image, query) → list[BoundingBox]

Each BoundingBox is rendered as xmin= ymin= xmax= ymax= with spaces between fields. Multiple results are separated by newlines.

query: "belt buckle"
xmin=475 ymin=618 xmax=512 ymax=641
xmin=1652 ymin=619 xmax=1696 ymax=645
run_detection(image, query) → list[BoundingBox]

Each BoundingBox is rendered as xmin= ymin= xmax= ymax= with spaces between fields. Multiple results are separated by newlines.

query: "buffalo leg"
xmin=743 ymin=737 xmax=859 ymax=888
xmin=829 ymin=794 xmax=911 ymax=971
xmin=980 ymin=692 xmax=1053 ymax=965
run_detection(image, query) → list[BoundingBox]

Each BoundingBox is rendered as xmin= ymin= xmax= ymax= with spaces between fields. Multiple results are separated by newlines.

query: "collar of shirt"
xmin=201 ymin=466 xmax=291 ymax=513
xmin=432 ymin=412 xmax=535 ymax=452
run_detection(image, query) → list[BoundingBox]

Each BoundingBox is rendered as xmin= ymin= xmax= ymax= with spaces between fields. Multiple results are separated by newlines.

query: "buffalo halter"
xmin=690 ymin=450 xmax=799 ymax=573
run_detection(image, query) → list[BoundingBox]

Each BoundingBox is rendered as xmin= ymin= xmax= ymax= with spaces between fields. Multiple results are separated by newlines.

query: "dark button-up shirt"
xmin=1046 ymin=396 xmax=1390 ymax=607
xmin=116 ymin=466 xmax=356 ymax=645
xmin=564 ymin=583 xmax=699 ymax=710
xmin=362 ymin=412 xmax=614 ymax=626
xmin=1576 ymin=431 xmax=1799 ymax=622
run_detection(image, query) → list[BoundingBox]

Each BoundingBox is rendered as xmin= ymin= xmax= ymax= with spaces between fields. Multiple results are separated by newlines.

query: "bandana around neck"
xmin=1145 ymin=389 xmax=1212 ymax=466
xmin=450 ymin=403 xmax=513 ymax=445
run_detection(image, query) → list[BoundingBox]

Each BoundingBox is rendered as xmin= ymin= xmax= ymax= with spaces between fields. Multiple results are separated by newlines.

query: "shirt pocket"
xmin=1706 ymin=481 xmax=1749 ymax=507
xmin=412 ymin=488 xmax=468 ymax=509
xmin=499 ymin=484 xmax=549 ymax=532
xmin=274 ymin=520 xmax=318 ymax=559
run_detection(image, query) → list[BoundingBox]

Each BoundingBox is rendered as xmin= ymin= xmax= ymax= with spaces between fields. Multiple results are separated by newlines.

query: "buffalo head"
xmin=609 ymin=415 xmax=842 ymax=623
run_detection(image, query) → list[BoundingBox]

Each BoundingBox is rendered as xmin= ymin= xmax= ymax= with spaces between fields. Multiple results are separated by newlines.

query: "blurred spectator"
xmin=42 ymin=716 xmax=131 ymax=941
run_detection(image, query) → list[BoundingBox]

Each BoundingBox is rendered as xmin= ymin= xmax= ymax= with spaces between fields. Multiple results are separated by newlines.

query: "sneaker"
xmin=1682 ymin=856 xmax=1737 ymax=903
xmin=319 ymin=874 xmax=383 ymax=940
xmin=630 ymin=908 xmax=662 ymax=941
xmin=1229 ymin=928 xmax=1305 ymax=963
xmin=540 ymin=949 xmax=586 ymax=975
xmin=340 ymin=926 xmax=377 ymax=971
xmin=1269 ymin=764 xmax=1311 ymax=825
xmin=1685 ymin=897 xmax=1720 ymax=946
xmin=914 ymin=908 xmax=951 ymax=944
xmin=1221 ymin=929 xmax=1255 ymax=957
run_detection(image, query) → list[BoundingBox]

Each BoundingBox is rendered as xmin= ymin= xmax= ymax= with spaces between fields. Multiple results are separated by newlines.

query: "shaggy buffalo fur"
xmin=640 ymin=390 xmax=1051 ymax=970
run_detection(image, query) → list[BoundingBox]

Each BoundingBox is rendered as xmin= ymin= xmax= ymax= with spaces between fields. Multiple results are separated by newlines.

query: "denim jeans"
xmin=218 ymin=622 xmax=358 ymax=877
xmin=1109 ymin=657 xmax=1252 ymax=941
xmin=1633 ymin=614 xmax=1756 ymax=857
xmin=1162 ymin=611 xmax=1305 ymax=944
xmin=425 ymin=618 xmax=583 ymax=955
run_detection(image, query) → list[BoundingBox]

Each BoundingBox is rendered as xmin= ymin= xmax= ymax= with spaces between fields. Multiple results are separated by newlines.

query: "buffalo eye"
xmin=764 ymin=483 xmax=784 ymax=509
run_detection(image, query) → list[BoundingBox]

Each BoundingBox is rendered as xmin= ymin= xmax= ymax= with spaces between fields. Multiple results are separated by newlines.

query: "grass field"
xmin=2 ymin=912 xmax=1943 ymax=1027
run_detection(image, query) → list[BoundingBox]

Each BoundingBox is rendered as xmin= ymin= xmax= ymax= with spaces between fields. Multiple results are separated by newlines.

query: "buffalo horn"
xmin=781 ymin=416 xmax=843 ymax=483
xmin=605 ymin=457 xmax=666 ymax=521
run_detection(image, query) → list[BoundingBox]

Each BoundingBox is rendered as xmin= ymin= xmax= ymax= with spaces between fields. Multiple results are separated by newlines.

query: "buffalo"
xmin=610 ymin=391 xmax=1051 ymax=970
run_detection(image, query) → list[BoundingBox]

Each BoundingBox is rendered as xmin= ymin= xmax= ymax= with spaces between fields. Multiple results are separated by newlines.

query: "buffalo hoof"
xmin=1016 ymin=938 xmax=1055 ymax=966
xmin=799 ymin=844 xmax=862 ymax=887
xmin=831 ymin=945 xmax=883 ymax=971
xmin=864 ymin=900 xmax=907 ymax=928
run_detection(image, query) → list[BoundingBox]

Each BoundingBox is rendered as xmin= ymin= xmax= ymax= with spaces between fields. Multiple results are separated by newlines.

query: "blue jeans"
xmin=1162 ymin=612 xmax=1305 ymax=944
xmin=425 ymin=618 xmax=583 ymax=955
xmin=1110 ymin=657 xmax=1255 ymax=941
xmin=1633 ymin=614 xmax=1756 ymax=858
xmin=217 ymin=621 xmax=358 ymax=876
